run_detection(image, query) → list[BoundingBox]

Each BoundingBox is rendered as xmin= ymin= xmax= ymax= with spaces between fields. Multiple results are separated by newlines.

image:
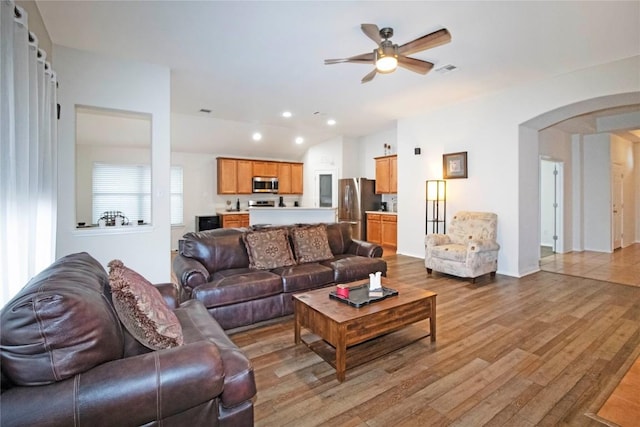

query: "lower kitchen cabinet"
xmin=221 ymin=213 xmax=249 ymax=228
xmin=366 ymin=212 xmax=397 ymax=250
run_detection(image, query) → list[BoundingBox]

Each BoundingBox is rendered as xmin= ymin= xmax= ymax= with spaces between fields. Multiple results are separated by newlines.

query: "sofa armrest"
xmin=152 ymin=282 xmax=185 ymax=309
xmin=0 ymin=341 xmax=225 ymax=426
xmin=425 ymin=233 xmax=451 ymax=247
xmin=172 ymin=254 xmax=209 ymax=292
xmin=347 ymin=239 xmax=383 ymax=257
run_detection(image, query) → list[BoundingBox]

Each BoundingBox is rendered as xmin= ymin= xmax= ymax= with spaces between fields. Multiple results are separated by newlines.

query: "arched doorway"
xmin=518 ymin=92 xmax=640 ymax=274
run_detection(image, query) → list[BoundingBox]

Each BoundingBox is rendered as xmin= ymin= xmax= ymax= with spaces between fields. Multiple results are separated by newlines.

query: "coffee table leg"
xmin=294 ymin=301 xmax=301 ymax=344
xmin=430 ymin=296 xmax=437 ymax=342
xmin=336 ymin=327 xmax=346 ymax=382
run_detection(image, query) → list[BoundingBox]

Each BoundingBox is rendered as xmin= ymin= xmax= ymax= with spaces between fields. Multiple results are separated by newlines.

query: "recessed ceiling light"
xmin=295 ymin=137 xmax=304 ymax=144
xmin=252 ymin=132 xmax=262 ymax=141
xmin=327 ymin=119 xmax=336 ymax=126
xmin=282 ymin=111 xmax=292 ymax=118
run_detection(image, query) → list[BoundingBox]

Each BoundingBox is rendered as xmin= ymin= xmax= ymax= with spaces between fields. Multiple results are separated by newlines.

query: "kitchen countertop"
xmin=365 ymin=211 xmax=397 ymax=215
xmin=217 ymin=210 xmax=249 ymax=215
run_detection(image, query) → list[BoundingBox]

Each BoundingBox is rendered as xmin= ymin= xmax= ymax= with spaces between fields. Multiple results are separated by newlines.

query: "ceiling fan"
xmin=324 ymin=24 xmax=451 ymax=83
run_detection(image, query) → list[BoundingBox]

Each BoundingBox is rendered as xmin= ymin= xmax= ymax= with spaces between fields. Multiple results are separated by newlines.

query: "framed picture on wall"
xmin=443 ymin=151 xmax=468 ymax=179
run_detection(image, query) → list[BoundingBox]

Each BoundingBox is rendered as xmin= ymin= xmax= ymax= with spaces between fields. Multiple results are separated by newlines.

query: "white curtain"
xmin=1 ymin=0 xmax=58 ymax=307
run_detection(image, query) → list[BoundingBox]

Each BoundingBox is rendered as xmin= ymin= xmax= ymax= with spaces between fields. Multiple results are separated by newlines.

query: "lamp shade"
xmin=426 ymin=180 xmax=446 ymax=201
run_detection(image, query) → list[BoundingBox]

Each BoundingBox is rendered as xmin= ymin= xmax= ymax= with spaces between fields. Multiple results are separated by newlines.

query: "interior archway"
xmin=518 ymin=92 xmax=640 ymax=276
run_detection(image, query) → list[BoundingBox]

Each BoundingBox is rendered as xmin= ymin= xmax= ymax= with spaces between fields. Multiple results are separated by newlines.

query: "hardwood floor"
xmin=230 ymin=254 xmax=640 ymax=426
xmin=540 ymin=244 xmax=640 ymax=287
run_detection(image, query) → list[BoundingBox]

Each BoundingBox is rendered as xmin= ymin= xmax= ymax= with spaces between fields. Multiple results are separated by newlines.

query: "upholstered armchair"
xmin=424 ymin=211 xmax=500 ymax=282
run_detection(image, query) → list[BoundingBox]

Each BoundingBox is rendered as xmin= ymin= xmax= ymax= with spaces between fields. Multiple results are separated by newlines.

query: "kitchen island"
xmin=249 ymin=207 xmax=337 ymax=226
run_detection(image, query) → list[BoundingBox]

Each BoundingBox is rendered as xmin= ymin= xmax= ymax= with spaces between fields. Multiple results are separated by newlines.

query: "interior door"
xmin=612 ymin=164 xmax=623 ymax=250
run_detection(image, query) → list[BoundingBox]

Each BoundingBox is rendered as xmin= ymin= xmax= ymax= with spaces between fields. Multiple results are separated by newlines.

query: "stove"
xmin=248 ymin=200 xmax=275 ymax=207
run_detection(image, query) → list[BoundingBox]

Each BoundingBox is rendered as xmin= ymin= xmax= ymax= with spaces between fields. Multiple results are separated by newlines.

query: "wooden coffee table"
xmin=293 ymin=278 xmax=436 ymax=382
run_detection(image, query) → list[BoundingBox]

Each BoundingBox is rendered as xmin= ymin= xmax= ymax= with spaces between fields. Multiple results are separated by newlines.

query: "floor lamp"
xmin=426 ymin=180 xmax=446 ymax=234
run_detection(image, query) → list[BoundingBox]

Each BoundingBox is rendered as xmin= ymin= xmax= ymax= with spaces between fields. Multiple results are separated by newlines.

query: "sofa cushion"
xmin=271 ymin=263 xmax=335 ymax=293
xmin=290 ymin=224 xmax=334 ymax=263
xmin=181 ymin=229 xmax=249 ymax=275
xmin=243 ymin=228 xmax=296 ymax=270
xmin=431 ymin=244 xmax=468 ymax=263
xmin=326 ymin=222 xmax=353 ymax=255
xmin=321 ymin=255 xmax=387 ymax=283
xmin=0 ymin=252 xmax=123 ymax=386
xmin=108 ymin=260 xmax=184 ymax=350
xmin=194 ymin=271 xmax=283 ymax=308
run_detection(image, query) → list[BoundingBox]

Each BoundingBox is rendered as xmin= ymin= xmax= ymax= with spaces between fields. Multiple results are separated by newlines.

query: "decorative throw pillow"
xmin=108 ymin=260 xmax=183 ymax=350
xmin=291 ymin=224 xmax=334 ymax=263
xmin=243 ymin=228 xmax=296 ymax=270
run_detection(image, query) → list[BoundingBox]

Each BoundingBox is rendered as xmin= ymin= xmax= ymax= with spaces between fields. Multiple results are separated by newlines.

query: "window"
xmin=92 ymin=163 xmax=183 ymax=225
xmin=170 ymin=166 xmax=183 ymax=225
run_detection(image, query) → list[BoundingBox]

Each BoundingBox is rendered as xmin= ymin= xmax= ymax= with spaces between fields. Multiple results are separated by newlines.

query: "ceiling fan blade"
xmin=361 ymin=68 xmax=377 ymax=84
xmin=397 ymin=56 xmax=434 ymax=74
xmin=398 ymin=28 xmax=451 ymax=56
xmin=361 ymin=23 xmax=381 ymax=46
xmin=324 ymin=52 xmax=374 ymax=65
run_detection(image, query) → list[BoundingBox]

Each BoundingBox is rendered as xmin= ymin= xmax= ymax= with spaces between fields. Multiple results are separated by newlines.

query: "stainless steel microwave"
xmin=252 ymin=177 xmax=278 ymax=193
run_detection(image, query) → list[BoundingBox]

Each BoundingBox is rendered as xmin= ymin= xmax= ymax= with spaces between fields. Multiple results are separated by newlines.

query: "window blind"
xmin=92 ymin=163 xmax=183 ymax=225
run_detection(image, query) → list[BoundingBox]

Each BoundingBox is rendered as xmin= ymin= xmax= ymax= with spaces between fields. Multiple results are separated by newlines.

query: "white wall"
xmin=357 ymin=125 xmax=398 ymax=179
xmin=54 ymin=46 xmax=172 ymax=283
xmin=583 ymin=134 xmax=612 ymax=251
xmin=396 ymin=56 xmax=640 ymax=276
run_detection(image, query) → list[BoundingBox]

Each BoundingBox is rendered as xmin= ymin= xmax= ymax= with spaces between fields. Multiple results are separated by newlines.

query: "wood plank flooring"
xmin=230 ymin=254 xmax=640 ymax=426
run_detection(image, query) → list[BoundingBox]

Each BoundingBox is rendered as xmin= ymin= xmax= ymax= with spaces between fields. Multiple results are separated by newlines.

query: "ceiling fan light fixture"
xmin=375 ymin=45 xmax=398 ymax=73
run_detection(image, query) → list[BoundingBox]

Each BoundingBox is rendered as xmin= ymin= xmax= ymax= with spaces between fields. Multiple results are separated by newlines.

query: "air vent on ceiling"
xmin=199 ymin=108 xmax=212 ymax=113
xmin=436 ymin=64 xmax=457 ymax=74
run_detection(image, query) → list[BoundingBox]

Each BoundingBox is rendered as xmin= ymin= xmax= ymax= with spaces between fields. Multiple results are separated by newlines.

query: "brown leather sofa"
xmin=173 ymin=223 xmax=387 ymax=330
xmin=0 ymin=252 xmax=256 ymax=427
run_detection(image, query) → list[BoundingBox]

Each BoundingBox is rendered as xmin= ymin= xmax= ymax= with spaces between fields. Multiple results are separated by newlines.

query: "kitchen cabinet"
xmin=278 ymin=162 xmax=304 ymax=194
xmin=217 ymin=158 xmax=253 ymax=195
xmin=367 ymin=212 xmax=397 ymax=249
xmin=381 ymin=214 xmax=397 ymax=249
xmin=374 ymin=154 xmax=397 ymax=194
xmin=253 ymin=161 xmax=278 ymax=177
xmin=221 ymin=213 xmax=249 ymax=228
xmin=367 ymin=213 xmax=381 ymax=244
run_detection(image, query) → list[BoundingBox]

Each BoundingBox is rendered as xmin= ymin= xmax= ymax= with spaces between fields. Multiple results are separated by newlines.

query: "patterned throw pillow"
xmin=243 ymin=228 xmax=296 ymax=269
xmin=108 ymin=260 xmax=183 ymax=350
xmin=291 ymin=224 xmax=334 ymax=263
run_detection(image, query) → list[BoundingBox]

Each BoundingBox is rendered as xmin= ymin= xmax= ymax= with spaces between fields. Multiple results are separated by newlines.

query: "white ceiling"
xmin=36 ymin=1 xmax=640 ymax=159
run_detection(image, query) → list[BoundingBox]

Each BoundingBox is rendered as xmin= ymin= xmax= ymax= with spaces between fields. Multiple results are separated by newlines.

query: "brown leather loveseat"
xmin=173 ymin=222 xmax=387 ymax=330
xmin=1 ymin=252 xmax=256 ymax=426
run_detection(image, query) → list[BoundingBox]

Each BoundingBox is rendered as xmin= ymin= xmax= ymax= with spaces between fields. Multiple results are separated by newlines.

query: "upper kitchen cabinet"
xmin=375 ymin=154 xmax=397 ymax=194
xmin=217 ymin=157 xmax=252 ymax=194
xmin=252 ymin=161 xmax=278 ymax=177
xmin=278 ymin=162 xmax=304 ymax=194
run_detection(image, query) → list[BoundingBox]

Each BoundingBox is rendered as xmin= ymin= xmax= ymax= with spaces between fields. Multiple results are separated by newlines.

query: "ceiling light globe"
xmin=376 ymin=56 xmax=398 ymax=73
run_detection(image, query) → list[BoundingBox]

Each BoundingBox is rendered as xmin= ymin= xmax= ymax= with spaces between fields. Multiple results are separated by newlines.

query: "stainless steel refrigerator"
xmin=338 ymin=178 xmax=381 ymax=240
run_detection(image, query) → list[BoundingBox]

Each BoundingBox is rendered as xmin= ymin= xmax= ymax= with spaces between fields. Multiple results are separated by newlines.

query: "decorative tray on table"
xmin=329 ymin=284 xmax=398 ymax=308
